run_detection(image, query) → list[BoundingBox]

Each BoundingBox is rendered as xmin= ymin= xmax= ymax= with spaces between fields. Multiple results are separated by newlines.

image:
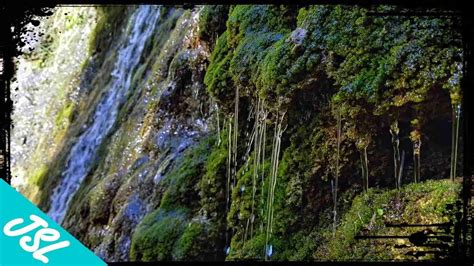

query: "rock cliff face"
xmin=12 ymin=5 xmax=463 ymax=262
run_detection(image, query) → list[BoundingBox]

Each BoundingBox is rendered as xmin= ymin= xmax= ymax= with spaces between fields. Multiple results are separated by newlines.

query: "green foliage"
xmin=130 ymin=208 xmax=188 ymax=261
xmin=316 ymin=179 xmax=461 ymax=261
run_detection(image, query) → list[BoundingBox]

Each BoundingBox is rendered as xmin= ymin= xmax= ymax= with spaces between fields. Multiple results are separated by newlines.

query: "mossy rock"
xmin=159 ymin=136 xmax=214 ymax=211
xmin=130 ymin=208 xmax=188 ymax=261
xmin=198 ymin=5 xmax=229 ymax=44
xmin=315 ymin=179 xmax=462 ymax=261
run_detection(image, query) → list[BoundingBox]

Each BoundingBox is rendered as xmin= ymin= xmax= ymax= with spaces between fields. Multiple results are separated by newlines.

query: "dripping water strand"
xmin=454 ymin=104 xmax=461 ymax=179
xmin=242 ymin=104 xmax=258 ymax=242
xmin=264 ymin=111 xmax=286 ymax=260
xmin=250 ymin=97 xmax=265 ymax=239
xmin=333 ymin=107 xmax=342 ymax=236
xmin=215 ymin=101 xmax=221 ymax=146
xmin=259 ymin=105 xmax=268 ymax=235
xmin=225 ymin=86 xmax=240 ymax=255
xmin=450 ymin=103 xmax=461 ymax=181
xmin=226 ymin=117 xmax=232 ymax=213
xmin=233 ymin=86 xmax=239 ymax=188
xmin=225 ymin=116 xmax=232 ymax=252
xmin=243 ymin=96 xmax=266 ymax=242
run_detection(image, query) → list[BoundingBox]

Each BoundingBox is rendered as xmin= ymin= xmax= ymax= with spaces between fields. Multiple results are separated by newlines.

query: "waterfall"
xmin=47 ymin=6 xmax=161 ymax=224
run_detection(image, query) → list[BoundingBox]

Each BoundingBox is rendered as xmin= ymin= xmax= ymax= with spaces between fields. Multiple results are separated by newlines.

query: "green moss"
xmin=230 ymin=31 xmax=284 ymax=91
xmin=159 ymin=137 xmax=214 ymax=211
xmin=55 ymin=101 xmax=75 ymax=128
xmin=172 ymin=221 xmax=205 ymax=260
xmin=199 ymin=131 xmax=228 ymax=217
xmin=198 ymin=5 xmax=229 ymax=44
xmin=316 ymin=179 xmax=461 ymax=261
xmin=203 ymin=31 xmax=234 ymax=108
xmin=228 ymin=233 xmax=266 ymax=260
xmin=88 ymin=6 xmax=130 ymax=56
xmin=130 ymin=208 xmax=188 ymax=261
xmin=30 ymin=164 xmax=48 ymax=186
xmin=204 ymin=5 xmax=296 ymax=111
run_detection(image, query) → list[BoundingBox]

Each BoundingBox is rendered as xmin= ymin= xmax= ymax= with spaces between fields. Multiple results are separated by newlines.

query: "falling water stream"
xmin=47 ymin=6 xmax=161 ymax=224
xmin=264 ymin=111 xmax=285 ymax=260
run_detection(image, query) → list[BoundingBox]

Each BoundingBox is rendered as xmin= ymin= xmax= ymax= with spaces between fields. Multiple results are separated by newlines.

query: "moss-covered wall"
xmin=12 ymin=4 xmax=464 ymax=262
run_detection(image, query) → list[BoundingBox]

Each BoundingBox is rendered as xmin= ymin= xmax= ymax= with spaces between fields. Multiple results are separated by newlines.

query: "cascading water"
xmin=47 ymin=6 xmax=161 ymax=224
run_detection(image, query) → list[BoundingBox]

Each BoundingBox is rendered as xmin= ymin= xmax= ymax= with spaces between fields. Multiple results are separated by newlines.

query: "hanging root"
xmin=410 ymin=126 xmax=422 ymax=183
xmin=398 ymin=150 xmax=405 ymax=187
xmin=390 ymin=121 xmax=401 ymax=189
xmin=358 ymin=145 xmax=369 ymax=192
xmin=413 ymin=139 xmax=421 ymax=183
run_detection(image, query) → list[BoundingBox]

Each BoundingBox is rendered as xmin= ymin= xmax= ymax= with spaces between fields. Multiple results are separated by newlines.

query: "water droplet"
xmin=267 ymin=245 xmax=273 ymax=257
xmin=225 ymin=246 xmax=230 ymax=255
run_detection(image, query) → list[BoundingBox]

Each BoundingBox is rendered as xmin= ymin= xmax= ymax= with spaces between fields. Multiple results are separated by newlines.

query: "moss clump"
xmin=54 ymin=101 xmax=75 ymax=128
xmin=199 ymin=132 xmax=228 ymax=217
xmin=227 ymin=232 xmax=266 ymax=260
xmin=130 ymin=208 xmax=188 ymax=261
xmin=88 ymin=6 xmax=130 ymax=57
xmin=128 ymin=136 xmax=222 ymax=261
xmin=198 ymin=5 xmax=229 ymax=44
xmin=30 ymin=164 xmax=48 ymax=186
xmin=172 ymin=220 xmax=205 ymax=260
xmin=204 ymin=5 xmax=296 ymax=111
xmin=315 ymin=179 xmax=461 ymax=261
xmin=203 ymin=31 xmax=234 ymax=108
xmin=159 ymin=136 xmax=214 ymax=211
